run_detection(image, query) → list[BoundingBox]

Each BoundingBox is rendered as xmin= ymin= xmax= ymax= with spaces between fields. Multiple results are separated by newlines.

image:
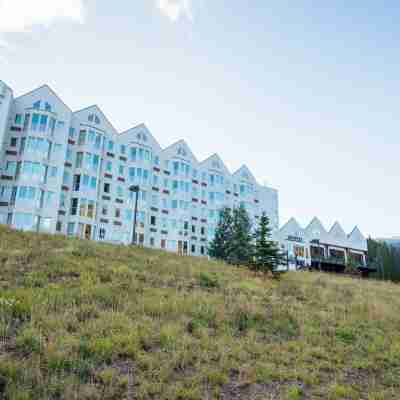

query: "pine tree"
xmin=208 ymin=207 xmax=233 ymax=261
xmin=252 ymin=212 xmax=285 ymax=274
xmin=227 ymin=205 xmax=253 ymax=266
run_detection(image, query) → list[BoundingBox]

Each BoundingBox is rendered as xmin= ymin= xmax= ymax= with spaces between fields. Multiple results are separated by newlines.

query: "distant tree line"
xmin=208 ymin=205 xmax=285 ymax=275
xmin=368 ymin=238 xmax=400 ymax=282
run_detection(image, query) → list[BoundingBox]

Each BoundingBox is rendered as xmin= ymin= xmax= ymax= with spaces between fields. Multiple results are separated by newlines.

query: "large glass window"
xmin=39 ymin=115 xmax=48 ymax=132
xmin=14 ymin=213 xmax=36 ymax=231
xmin=78 ymin=131 xmax=86 ymax=145
xmin=14 ymin=114 xmax=23 ymax=125
xmin=31 ymin=114 xmax=40 ymax=131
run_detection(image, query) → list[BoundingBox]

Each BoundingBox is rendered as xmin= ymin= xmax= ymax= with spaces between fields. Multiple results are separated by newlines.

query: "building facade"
xmin=275 ymin=217 xmax=368 ymax=271
xmin=0 ymin=81 xmax=279 ymax=256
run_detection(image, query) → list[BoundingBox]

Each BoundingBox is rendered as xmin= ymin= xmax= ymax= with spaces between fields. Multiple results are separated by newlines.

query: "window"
xmin=120 ymin=144 xmax=126 ymax=154
xmin=201 ymin=227 xmax=205 ymax=235
xmin=102 ymin=206 xmax=108 ymax=216
xmin=200 ymin=246 xmax=205 ymax=255
xmin=117 ymin=186 xmax=124 ymax=198
xmin=73 ymin=175 xmax=81 ymax=191
xmin=60 ymin=170 xmax=71 ymax=187
xmin=87 ymin=201 xmax=95 ymax=219
xmin=90 ymin=177 xmax=97 ymax=190
xmin=78 ymin=131 xmax=86 ymax=145
xmin=106 ymin=161 xmax=112 ymax=172
xmin=23 ymin=114 xmax=30 ymax=131
xmin=10 ymin=137 xmax=17 ymax=147
xmin=150 ymin=237 xmax=155 ymax=247
xmin=192 ymin=225 xmax=196 ymax=233
xmin=115 ymin=208 xmax=121 ymax=218
xmin=184 ymin=221 xmax=189 ymax=230
xmin=82 ymin=174 xmax=90 ymax=187
xmin=31 ymin=113 xmax=40 ymax=131
xmin=99 ymin=228 xmax=106 ymax=240
xmin=150 ymin=216 xmax=156 ymax=226
xmin=56 ymin=221 xmax=62 ymax=232
xmin=60 ymin=192 xmax=66 ymax=208
xmin=45 ymin=102 xmax=52 ymax=112
xmin=70 ymin=198 xmax=78 ymax=215
xmin=191 ymin=245 xmax=196 ymax=254
xmin=50 ymin=167 xmax=58 ymax=178
xmin=39 ymin=115 xmax=48 ymax=132
xmin=124 ymin=210 xmax=133 ymax=221
xmin=104 ymin=183 xmax=111 ymax=193
xmin=69 ymin=127 xmax=75 ymax=138
xmin=95 ymin=133 xmax=102 ymax=149
xmin=14 ymin=114 xmax=22 ymax=125
xmin=118 ymin=164 xmax=124 ymax=176
xmin=108 ymin=140 xmax=114 ymax=152
xmin=67 ymin=223 xmax=75 ymax=236
xmin=75 ymin=152 xmax=83 ymax=168
xmin=14 ymin=213 xmax=36 ymax=231
xmin=151 ymin=194 xmax=159 ymax=207
xmin=33 ymin=100 xmax=41 ymax=110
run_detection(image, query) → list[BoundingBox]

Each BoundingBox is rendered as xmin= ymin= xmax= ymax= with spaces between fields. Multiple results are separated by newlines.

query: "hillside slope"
xmin=0 ymin=226 xmax=400 ymax=400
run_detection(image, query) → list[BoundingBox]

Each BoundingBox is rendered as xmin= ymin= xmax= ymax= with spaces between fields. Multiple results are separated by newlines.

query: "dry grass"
xmin=0 ymin=225 xmax=400 ymax=399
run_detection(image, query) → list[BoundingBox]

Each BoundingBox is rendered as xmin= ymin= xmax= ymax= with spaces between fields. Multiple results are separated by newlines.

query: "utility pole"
xmin=129 ymin=185 xmax=140 ymax=245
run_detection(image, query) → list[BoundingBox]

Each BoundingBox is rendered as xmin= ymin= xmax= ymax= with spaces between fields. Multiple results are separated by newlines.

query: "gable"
xmin=14 ymin=85 xmax=71 ymax=121
xmin=119 ymin=124 xmax=162 ymax=153
xmin=200 ymin=153 xmax=231 ymax=176
xmin=233 ymin=165 xmax=258 ymax=185
xmin=348 ymin=227 xmax=367 ymax=251
xmin=278 ymin=218 xmax=304 ymax=240
xmin=304 ymin=217 xmax=328 ymax=242
xmin=162 ymin=139 xmax=199 ymax=164
xmin=73 ymin=105 xmax=118 ymax=135
xmin=329 ymin=222 xmax=347 ymax=239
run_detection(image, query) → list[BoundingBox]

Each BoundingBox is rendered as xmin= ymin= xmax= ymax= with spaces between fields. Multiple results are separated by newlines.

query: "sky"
xmin=0 ymin=0 xmax=399 ymax=238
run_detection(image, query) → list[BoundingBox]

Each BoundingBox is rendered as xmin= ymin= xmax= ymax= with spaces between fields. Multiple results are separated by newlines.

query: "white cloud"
xmin=0 ymin=0 xmax=86 ymax=33
xmin=157 ymin=0 xmax=193 ymax=22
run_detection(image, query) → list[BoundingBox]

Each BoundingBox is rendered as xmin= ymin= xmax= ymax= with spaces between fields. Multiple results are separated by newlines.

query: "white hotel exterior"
xmin=0 ymin=81 xmax=279 ymax=256
xmin=0 ymin=80 xmax=369 ymax=266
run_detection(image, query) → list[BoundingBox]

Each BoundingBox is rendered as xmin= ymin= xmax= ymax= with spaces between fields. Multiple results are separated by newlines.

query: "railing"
xmin=311 ymin=256 xmax=346 ymax=266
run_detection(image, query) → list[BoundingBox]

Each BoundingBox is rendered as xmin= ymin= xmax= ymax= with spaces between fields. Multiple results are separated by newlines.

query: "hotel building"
xmin=0 ymin=81 xmax=279 ymax=256
xmin=275 ymin=217 xmax=368 ymax=272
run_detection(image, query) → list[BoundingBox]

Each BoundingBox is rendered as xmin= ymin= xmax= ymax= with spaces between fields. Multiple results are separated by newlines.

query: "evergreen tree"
xmin=252 ymin=212 xmax=285 ymax=274
xmin=208 ymin=207 xmax=233 ymax=261
xmin=227 ymin=205 xmax=253 ymax=266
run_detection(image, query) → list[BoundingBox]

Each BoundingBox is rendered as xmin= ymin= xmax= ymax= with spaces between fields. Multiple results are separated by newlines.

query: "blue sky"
xmin=1 ymin=1 xmax=399 ymax=237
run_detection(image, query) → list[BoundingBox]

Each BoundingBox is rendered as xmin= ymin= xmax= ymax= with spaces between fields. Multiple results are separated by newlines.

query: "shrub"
xmin=199 ymin=272 xmax=220 ymax=289
xmin=335 ymin=327 xmax=356 ymax=344
xmin=15 ymin=327 xmax=42 ymax=354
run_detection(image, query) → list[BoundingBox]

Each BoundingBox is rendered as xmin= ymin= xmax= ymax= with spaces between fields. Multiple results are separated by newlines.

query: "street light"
xmin=129 ymin=185 xmax=140 ymax=245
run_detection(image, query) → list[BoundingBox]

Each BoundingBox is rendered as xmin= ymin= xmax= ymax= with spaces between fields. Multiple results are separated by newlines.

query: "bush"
xmin=199 ymin=272 xmax=220 ymax=289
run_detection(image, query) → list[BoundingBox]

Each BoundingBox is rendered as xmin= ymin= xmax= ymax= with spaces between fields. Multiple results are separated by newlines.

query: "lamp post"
xmin=129 ymin=185 xmax=140 ymax=245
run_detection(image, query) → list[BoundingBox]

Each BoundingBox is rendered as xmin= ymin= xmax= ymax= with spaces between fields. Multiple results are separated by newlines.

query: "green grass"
xmin=0 ymin=225 xmax=400 ymax=399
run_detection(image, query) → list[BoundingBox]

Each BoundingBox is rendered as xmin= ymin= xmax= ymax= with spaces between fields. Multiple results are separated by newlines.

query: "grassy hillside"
xmin=0 ymin=227 xmax=400 ymax=400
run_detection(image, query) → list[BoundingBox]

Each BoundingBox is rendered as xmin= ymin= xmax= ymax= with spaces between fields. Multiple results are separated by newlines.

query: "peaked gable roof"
xmin=162 ymin=139 xmax=199 ymax=164
xmin=200 ymin=153 xmax=231 ymax=175
xmin=15 ymin=84 xmax=72 ymax=113
xmin=279 ymin=217 xmax=304 ymax=237
xmin=304 ymin=217 xmax=328 ymax=241
xmin=119 ymin=124 xmax=163 ymax=152
xmin=329 ymin=221 xmax=347 ymax=239
xmin=73 ymin=105 xmax=118 ymax=135
xmin=233 ymin=165 xmax=258 ymax=185
xmin=348 ymin=226 xmax=366 ymax=242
